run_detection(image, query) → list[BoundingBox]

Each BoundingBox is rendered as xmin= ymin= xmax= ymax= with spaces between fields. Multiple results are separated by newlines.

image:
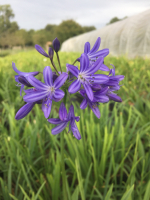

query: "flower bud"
xmin=52 ymin=37 xmax=60 ymax=52
xmin=48 ymin=47 xmax=54 ymax=60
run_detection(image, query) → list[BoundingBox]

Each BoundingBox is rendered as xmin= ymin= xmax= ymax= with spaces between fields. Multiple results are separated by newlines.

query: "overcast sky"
xmin=0 ymin=0 xmax=150 ymax=30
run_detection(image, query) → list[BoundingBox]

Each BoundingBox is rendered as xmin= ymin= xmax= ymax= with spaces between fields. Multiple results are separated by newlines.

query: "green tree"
xmin=107 ymin=16 xmax=128 ymax=25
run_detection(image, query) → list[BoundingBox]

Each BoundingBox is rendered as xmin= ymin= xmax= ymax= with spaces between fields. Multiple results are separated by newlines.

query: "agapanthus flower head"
xmin=12 ymin=62 xmax=39 ymax=96
xmin=48 ymin=103 xmax=81 ymax=140
xmin=67 ymin=53 xmax=109 ymax=101
xmin=52 ymin=37 xmax=60 ymax=52
xmin=23 ymin=66 xmax=68 ymax=118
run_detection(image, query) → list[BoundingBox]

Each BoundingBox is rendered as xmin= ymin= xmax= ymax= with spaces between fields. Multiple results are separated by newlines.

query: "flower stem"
xmin=49 ymin=59 xmax=59 ymax=75
xmin=56 ymin=52 xmax=62 ymax=73
xmin=61 ymin=131 xmax=68 ymax=200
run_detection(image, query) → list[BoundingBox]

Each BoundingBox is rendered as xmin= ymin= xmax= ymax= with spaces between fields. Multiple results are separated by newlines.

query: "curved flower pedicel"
xmin=12 ymin=62 xmax=39 ymax=96
xmin=79 ymin=87 xmax=109 ymax=118
xmin=23 ymin=66 xmax=68 ymax=118
xmin=67 ymin=53 xmax=109 ymax=101
xmin=48 ymin=103 xmax=81 ymax=140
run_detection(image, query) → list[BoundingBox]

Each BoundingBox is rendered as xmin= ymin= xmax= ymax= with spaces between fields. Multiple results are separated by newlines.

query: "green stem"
xmin=72 ymin=58 xmax=79 ymax=65
xmin=49 ymin=59 xmax=59 ymax=75
xmin=56 ymin=52 xmax=62 ymax=73
xmin=61 ymin=131 xmax=68 ymax=200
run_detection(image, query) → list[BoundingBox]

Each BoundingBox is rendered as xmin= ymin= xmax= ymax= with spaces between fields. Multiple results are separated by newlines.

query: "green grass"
xmin=0 ymin=50 xmax=150 ymax=200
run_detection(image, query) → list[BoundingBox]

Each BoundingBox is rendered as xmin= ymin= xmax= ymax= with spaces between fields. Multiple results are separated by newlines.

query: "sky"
xmin=0 ymin=0 xmax=150 ymax=30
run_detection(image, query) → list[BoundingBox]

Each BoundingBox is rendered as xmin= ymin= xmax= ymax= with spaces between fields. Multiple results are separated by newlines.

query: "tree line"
xmin=0 ymin=5 xmax=96 ymax=48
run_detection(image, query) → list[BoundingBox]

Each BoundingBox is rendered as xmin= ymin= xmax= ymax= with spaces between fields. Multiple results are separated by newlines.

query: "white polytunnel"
xmin=61 ymin=9 xmax=150 ymax=58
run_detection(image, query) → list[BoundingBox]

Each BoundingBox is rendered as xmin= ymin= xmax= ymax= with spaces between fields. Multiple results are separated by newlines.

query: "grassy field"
xmin=0 ymin=50 xmax=150 ymax=200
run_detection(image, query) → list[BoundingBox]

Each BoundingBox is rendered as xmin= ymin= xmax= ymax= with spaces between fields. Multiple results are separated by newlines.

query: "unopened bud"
xmin=52 ymin=37 xmax=60 ymax=52
xmin=48 ymin=47 xmax=54 ymax=60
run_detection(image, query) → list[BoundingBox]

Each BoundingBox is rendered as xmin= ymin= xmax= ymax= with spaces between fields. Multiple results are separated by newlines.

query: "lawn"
xmin=0 ymin=50 xmax=150 ymax=200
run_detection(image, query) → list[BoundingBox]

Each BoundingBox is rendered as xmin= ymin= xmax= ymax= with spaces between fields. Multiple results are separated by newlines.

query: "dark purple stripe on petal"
xmin=23 ymin=90 xmax=47 ymax=103
xmin=68 ymin=80 xmax=81 ymax=94
xmin=86 ymin=57 xmax=104 ymax=75
xmin=66 ymin=64 xmax=79 ymax=77
xmin=54 ymin=73 xmax=68 ymax=89
xmin=53 ymin=89 xmax=64 ymax=99
xmin=89 ymin=37 xmax=100 ymax=54
xmin=59 ymin=102 xmax=67 ymax=121
xmin=80 ymin=53 xmax=89 ymax=72
xmin=83 ymin=83 xmax=94 ymax=101
xmin=48 ymin=118 xmax=63 ymax=124
xmin=43 ymin=66 xmax=53 ymax=86
xmin=84 ymin=42 xmax=90 ymax=54
xmin=80 ymin=99 xmax=88 ymax=109
xmin=15 ymin=103 xmax=35 ymax=120
xmin=89 ymin=48 xmax=109 ymax=58
xmin=51 ymin=122 xmax=68 ymax=135
xmin=26 ymin=76 xmax=47 ymax=90
xmin=35 ymin=44 xmax=49 ymax=57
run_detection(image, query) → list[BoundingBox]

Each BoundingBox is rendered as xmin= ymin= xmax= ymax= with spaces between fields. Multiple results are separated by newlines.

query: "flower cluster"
xmin=13 ymin=37 xmax=124 ymax=140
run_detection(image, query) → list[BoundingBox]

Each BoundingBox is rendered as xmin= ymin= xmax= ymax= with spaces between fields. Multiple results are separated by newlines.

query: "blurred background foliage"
xmin=0 ymin=4 xmax=96 ymax=48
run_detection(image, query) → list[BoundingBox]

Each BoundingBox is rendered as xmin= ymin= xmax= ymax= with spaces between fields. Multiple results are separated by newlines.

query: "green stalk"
xmin=61 ymin=131 xmax=68 ymax=200
xmin=49 ymin=59 xmax=59 ymax=75
xmin=56 ymin=52 xmax=62 ymax=73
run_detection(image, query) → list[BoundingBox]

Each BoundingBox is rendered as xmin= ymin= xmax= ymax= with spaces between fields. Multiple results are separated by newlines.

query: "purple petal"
xmin=86 ymin=57 xmax=104 ymax=75
xmin=52 ymin=37 xmax=60 ymax=52
xmin=43 ymin=66 xmax=53 ymax=86
xmin=83 ymin=83 xmax=94 ymax=101
xmin=15 ymin=103 xmax=35 ymax=120
xmin=95 ymin=87 xmax=109 ymax=95
xmin=70 ymin=120 xmax=81 ymax=140
xmin=42 ymin=99 xmax=52 ymax=118
xmin=12 ymin=62 xmax=22 ymax=74
xmin=23 ymin=88 xmax=37 ymax=94
xmin=26 ymin=76 xmax=47 ymax=90
xmin=89 ymin=37 xmax=100 ymax=54
xmin=84 ymin=42 xmax=90 ymax=54
xmin=94 ymin=95 xmax=109 ymax=103
xmin=59 ymin=102 xmax=67 ymax=121
xmin=68 ymin=80 xmax=81 ymax=93
xmin=48 ymin=118 xmax=63 ymax=124
xmin=35 ymin=44 xmax=49 ymax=57
xmin=107 ymin=92 xmax=122 ymax=102
xmin=80 ymin=53 xmax=89 ymax=72
xmin=99 ymin=64 xmax=110 ymax=71
xmin=105 ymin=80 xmax=119 ymax=86
xmin=18 ymin=76 xmax=33 ymax=87
xmin=80 ymin=99 xmax=88 ymax=109
xmin=75 ymin=116 xmax=80 ymax=122
xmin=89 ymin=103 xmax=100 ymax=119
xmin=53 ymin=89 xmax=64 ymax=99
xmin=79 ymin=89 xmax=86 ymax=97
xmin=109 ymin=75 xmax=124 ymax=81
xmin=89 ymin=49 xmax=109 ymax=58
xmin=91 ymin=84 xmax=101 ymax=91
xmin=51 ymin=122 xmax=68 ymax=135
xmin=23 ymin=91 xmax=47 ymax=103
xmin=68 ymin=104 xmax=75 ymax=119
xmin=54 ymin=73 xmax=68 ymax=89
xmin=66 ymin=64 xmax=79 ymax=77
xmin=88 ymin=74 xmax=109 ymax=84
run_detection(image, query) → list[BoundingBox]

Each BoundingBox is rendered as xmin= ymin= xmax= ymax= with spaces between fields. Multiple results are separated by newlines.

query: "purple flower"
xmin=67 ymin=53 xmax=109 ymax=101
xmin=48 ymin=103 xmax=81 ymax=140
xmin=12 ymin=62 xmax=39 ymax=96
xmin=35 ymin=45 xmax=49 ymax=57
xmin=23 ymin=66 xmax=68 ymax=118
xmin=79 ymin=87 xmax=109 ymax=118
